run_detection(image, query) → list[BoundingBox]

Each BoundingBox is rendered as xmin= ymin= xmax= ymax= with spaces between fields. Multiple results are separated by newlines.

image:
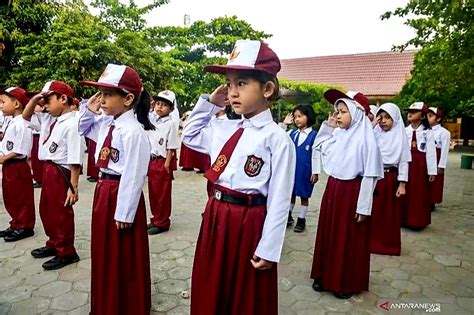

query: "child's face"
xmin=43 ymin=93 xmax=68 ymax=117
xmin=293 ymin=110 xmax=308 ymax=129
xmin=427 ymin=112 xmax=440 ymax=126
xmin=407 ymin=110 xmax=422 ymax=123
xmin=0 ymin=94 xmax=17 ymax=116
xmin=154 ymin=100 xmax=172 ymax=117
xmin=335 ymin=102 xmax=352 ymax=129
xmin=377 ymin=111 xmax=394 ymax=131
xmin=99 ymin=87 xmax=134 ymax=117
xmin=225 ymin=70 xmax=270 ymax=117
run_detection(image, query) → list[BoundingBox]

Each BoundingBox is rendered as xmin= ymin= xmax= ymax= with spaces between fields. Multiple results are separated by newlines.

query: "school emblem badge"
xmin=244 ymin=155 xmax=264 ymax=177
xmin=229 ymin=47 xmax=240 ymax=60
xmin=110 ymin=148 xmax=120 ymax=163
xmin=99 ymin=147 xmax=110 ymax=160
xmin=6 ymin=141 xmax=13 ymax=151
xmin=49 ymin=142 xmax=58 ymax=153
xmin=305 ymin=144 xmax=310 ymax=151
xmin=212 ymin=154 xmax=227 ymax=172
xmin=159 ymin=138 xmax=164 ymax=145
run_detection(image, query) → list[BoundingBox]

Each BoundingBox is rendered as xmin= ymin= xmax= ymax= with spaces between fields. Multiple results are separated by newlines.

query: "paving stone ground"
xmin=0 ymin=149 xmax=473 ymax=315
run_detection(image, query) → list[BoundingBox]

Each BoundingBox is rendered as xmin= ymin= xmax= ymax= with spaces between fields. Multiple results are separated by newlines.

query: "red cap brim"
xmin=204 ymin=65 xmax=262 ymax=75
xmin=324 ymin=89 xmax=349 ymax=105
xmin=79 ymin=81 xmax=121 ymax=91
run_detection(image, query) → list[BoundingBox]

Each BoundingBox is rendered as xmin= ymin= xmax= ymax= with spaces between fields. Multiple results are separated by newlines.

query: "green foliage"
xmin=276 ymin=80 xmax=338 ymax=128
xmin=383 ymin=0 xmax=473 ymax=117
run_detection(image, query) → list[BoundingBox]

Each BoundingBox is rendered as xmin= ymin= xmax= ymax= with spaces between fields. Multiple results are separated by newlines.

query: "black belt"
xmin=45 ymin=160 xmax=75 ymax=194
xmin=5 ymin=157 xmax=27 ymax=163
xmin=213 ymin=188 xmax=266 ymax=206
xmin=384 ymin=167 xmax=398 ymax=173
xmin=100 ymin=172 xmax=121 ymax=181
xmin=150 ymin=155 xmax=165 ymax=161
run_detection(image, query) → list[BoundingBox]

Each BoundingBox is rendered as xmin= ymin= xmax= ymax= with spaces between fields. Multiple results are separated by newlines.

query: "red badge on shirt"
xmin=110 ymin=148 xmax=120 ymax=163
xmin=244 ymin=155 xmax=264 ymax=177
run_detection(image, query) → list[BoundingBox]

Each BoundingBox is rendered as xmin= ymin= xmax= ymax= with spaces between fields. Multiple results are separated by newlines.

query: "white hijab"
xmin=318 ymin=98 xmax=384 ymax=180
xmin=374 ymin=103 xmax=411 ymax=166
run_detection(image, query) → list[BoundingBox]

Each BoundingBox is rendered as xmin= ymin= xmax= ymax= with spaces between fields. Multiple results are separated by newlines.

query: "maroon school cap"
xmin=408 ymin=102 xmax=429 ymax=114
xmin=204 ymin=40 xmax=281 ymax=77
xmin=428 ymin=107 xmax=444 ymax=118
xmin=0 ymin=87 xmax=30 ymax=106
xmin=41 ymin=81 xmax=75 ymax=98
xmin=80 ymin=63 xmax=142 ymax=96
xmin=324 ymin=89 xmax=370 ymax=114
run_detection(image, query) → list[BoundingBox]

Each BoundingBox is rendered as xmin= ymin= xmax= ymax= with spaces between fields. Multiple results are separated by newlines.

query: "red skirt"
xmin=39 ymin=162 xmax=77 ymax=257
xmin=370 ymin=170 xmax=401 ymax=255
xmin=401 ymin=149 xmax=431 ymax=229
xmin=147 ymin=158 xmax=173 ymax=229
xmin=86 ymin=138 xmax=100 ymax=179
xmin=191 ymin=185 xmax=277 ymax=315
xmin=431 ymin=148 xmax=444 ymax=204
xmin=90 ymin=178 xmax=151 ymax=315
xmin=31 ymin=134 xmax=45 ymax=184
xmin=310 ymin=176 xmax=371 ymax=294
xmin=179 ymin=143 xmax=211 ymax=171
xmin=2 ymin=159 xmax=35 ymax=229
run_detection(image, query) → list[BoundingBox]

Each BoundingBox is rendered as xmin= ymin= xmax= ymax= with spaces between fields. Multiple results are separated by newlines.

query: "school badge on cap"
xmin=408 ymin=102 xmax=429 ymax=113
xmin=80 ymin=63 xmax=143 ymax=96
xmin=204 ymin=40 xmax=281 ymax=77
xmin=154 ymin=90 xmax=176 ymax=107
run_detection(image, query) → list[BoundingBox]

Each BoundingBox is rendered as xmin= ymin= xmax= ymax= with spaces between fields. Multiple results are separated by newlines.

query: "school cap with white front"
xmin=0 ymin=87 xmax=31 ymax=106
xmin=324 ymin=89 xmax=370 ymax=114
xmin=204 ymin=39 xmax=281 ymax=77
xmin=429 ymin=107 xmax=444 ymax=117
xmin=408 ymin=102 xmax=429 ymax=113
xmin=80 ymin=63 xmax=142 ymax=96
xmin=154 ymin=90 xmax=176 ymax=107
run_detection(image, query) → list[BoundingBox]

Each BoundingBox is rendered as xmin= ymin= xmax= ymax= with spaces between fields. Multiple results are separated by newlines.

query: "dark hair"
xmin=233 ymin=69 xmax=280 ymax=102
xmin=421 ymin=115 xmax=431 ymax=129
xmin=292 ymin=104 xmax=316 ymax=127
xmin=118 ymin=89 xmax=155 ymax=131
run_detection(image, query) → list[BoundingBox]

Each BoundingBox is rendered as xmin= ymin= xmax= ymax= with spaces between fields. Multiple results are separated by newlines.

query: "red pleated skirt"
xmin=31 ymin=134 xmax=45 ymax=184
xmin=179 ymin=143 xmax=211 ymax=171
xmin=370 ymin=170 xmax=401 ymax=255
xmin=401 ymin=149 xmax=431 ymax=229
xmin=191 ymin=185 xmax=278 ymax=315
xmin=90 ymin=178 xmax=151 ymax=315
xmin=86 ymin=138 xmax=100 ymax=179
xmin=431 ymin=148 xmax=444 ymax=204
xmin=310 ymin=176 xmax=371 ymax=294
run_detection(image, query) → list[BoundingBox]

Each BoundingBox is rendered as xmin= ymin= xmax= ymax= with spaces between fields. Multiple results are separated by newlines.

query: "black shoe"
xmin=431 ymin=204 xmax=436 ymax=212
xmin=312 ymin=279 xmax=323 ymax=292
xmin=196 ymin=169 xmax=205 ymax=174
xmin=294 ymin=218 xmax=306 ymax=233
xmin=87 ymin=177 xmax=98 ymax=182
xmin=148 ymin=225 xmax=169 ymax=235
xmin=42 ymin=254 xmax=80 ymax=270
xmin=31 ymin=246 xmax=57 ymax=258
xmin=181 ymin=168 xmax=194 ymax=171
xmin=33 ymin=182 xmax=42 ymax=188
xmin=287 ymin=212 xmax=295 ymax=226
xmin=147 ymin=223 xmax=154 ymax=229
xmin=0 ymin=227 xmax=14 ymax=238
xmin=4 ymin=229 xmax=34 ymax=242
xmin=334 ymin=292 xmax=352 ymax=299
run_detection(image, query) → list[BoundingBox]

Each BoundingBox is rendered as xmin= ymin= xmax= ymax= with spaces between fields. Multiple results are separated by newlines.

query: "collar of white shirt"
xmin=57 ymin=111 xmax=75 ymax=123
xmin=299 ymin=127 xmax=312 ymax=134
xmin=241 ymin=109 xmax=273 ymax=128
xmin=431 ymin=124 xmax=441 ymax=130
xmin=156 ymin=115 xmax=171 ymax=123
xmin=113 ymin=109 xmax=135 ymax=127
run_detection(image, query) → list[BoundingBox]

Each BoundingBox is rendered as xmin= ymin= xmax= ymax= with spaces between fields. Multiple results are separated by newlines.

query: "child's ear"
xmin=263 ymin=81 xmax=275 ymax=99
xmin=59 ymin=94 xmax=68 ymax=105
xmin=124 ymin=93 xmax=135 ymax=107
xmin=13 ymin=100 xmax=21 ymax=109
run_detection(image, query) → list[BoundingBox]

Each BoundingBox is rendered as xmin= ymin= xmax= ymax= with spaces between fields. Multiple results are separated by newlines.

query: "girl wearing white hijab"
xmin=370 ymin=103 xmax=411 ymax=256
xmin=310 ymin=94 xmax=383 ymax=299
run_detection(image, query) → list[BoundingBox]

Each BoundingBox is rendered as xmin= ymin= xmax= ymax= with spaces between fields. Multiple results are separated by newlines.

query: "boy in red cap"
xmin=427 ymin=107 xmax=450 ymax=209
xmin=0 ymin=87 xmax=35 ymax=241
xmin=23 ymin=80 xmax=82 ymax=270
xmin=183 ymin=39 xmax=296 ymax=314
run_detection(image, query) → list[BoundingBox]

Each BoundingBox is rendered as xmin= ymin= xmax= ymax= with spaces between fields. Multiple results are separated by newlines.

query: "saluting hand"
xmin=283 ymin=113 xmax=293 ymax=125
xmin=251 ymin=255 xmax=273 ymax=270
xmin=87 ymin=92 xmax=101 ymax=114
xmin=327 ymin=112 xmax=338 ymax=128
xmin=209 ymin=85 xmax=228 ymax=108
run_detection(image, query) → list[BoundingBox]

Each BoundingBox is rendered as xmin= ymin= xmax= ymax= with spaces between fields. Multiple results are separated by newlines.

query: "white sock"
xmin=290 ymin=204 xmax=295 ymax=212
xmin=298 ymin=206 xmax=308 ymax=219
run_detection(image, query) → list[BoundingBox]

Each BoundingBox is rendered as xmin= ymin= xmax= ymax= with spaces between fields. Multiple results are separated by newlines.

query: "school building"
xmin=278 ymin=50 xmax=472 ymax=145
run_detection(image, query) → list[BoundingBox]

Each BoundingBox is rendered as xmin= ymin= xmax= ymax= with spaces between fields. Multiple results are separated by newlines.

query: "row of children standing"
xmin=0 ymin=39 xmax=451 ymax=315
